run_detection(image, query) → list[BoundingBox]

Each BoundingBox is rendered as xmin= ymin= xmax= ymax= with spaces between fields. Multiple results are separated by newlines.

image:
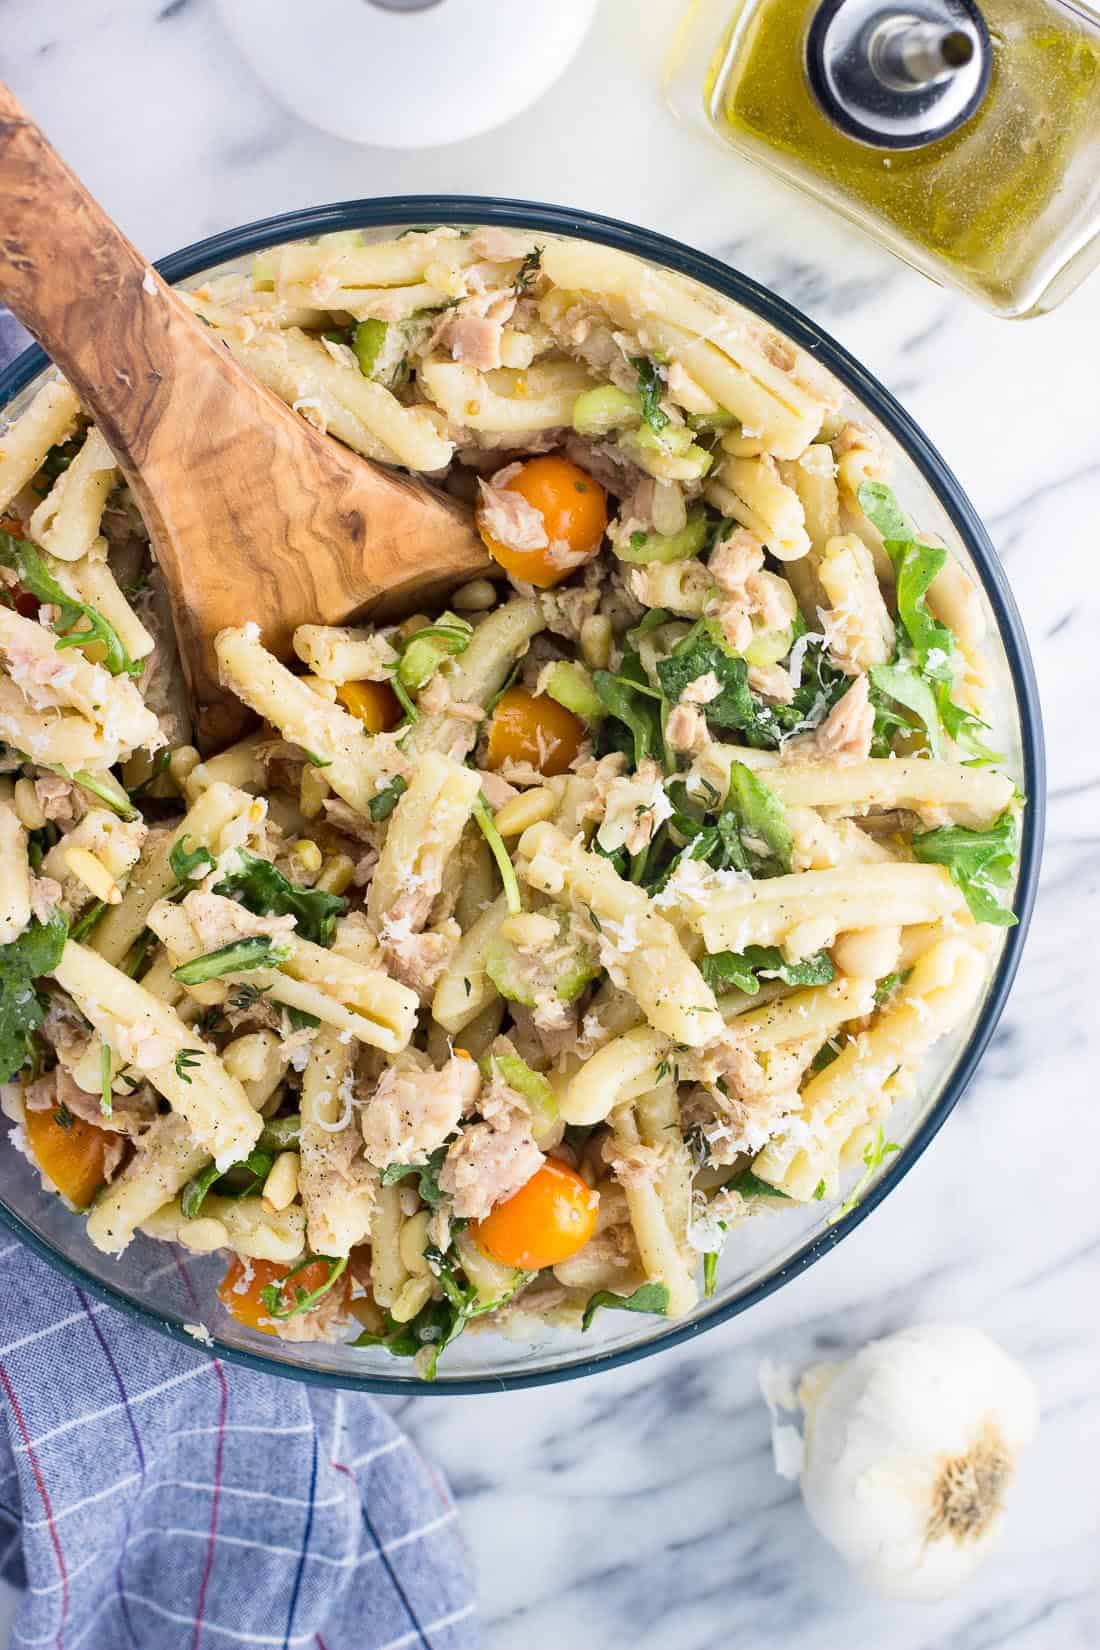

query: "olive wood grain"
xmin=0 ymin=83 xmax=490 ymax=748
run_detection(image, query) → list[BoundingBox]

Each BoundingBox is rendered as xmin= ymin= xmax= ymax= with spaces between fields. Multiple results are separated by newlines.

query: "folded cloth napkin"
xmin=0 ymin=311 xmax=479 ymax=1649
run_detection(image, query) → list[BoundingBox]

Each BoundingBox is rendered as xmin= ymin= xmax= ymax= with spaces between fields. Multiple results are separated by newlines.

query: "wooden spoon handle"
xmin=0 ymin=80 xmax=191 ymax=461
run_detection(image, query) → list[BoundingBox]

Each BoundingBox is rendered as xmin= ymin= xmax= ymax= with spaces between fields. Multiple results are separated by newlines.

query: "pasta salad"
xmin=0 ymin=225 xmax=1021 ymax=1376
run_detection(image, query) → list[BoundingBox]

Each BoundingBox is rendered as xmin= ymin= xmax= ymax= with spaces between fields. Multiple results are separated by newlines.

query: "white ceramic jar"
xmin=215 ymin=0 xmax=599 ymax=148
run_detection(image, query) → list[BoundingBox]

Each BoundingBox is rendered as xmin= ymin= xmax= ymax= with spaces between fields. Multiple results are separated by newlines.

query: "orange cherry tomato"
xmin=485 ymin=685 xmax=585 ymax=777
xmin=476 ymin=455 xmax=608 ymax=588
xmin=336 ymin=677 xmax=402 ymax=734
xmin=23 ymin=1104 xmax=123 ymax=1210
xmin=218 ymin=1256 xmax=347 ymax=1334
xmin=473 ymin=1160 xmax=600 ymax=1271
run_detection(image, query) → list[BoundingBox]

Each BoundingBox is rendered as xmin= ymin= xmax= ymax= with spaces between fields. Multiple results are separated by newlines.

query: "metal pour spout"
xmin=805 ymin=0 xmax=992 ymax=148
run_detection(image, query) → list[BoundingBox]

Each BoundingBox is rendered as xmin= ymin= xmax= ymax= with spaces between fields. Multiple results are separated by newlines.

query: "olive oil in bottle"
xmin=664 ymin=0 xmax=1100 ymax=315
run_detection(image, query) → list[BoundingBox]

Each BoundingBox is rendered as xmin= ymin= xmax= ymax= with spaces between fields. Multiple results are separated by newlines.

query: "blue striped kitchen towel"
xmin=0 ymin=309 xmax=479 ymax=1650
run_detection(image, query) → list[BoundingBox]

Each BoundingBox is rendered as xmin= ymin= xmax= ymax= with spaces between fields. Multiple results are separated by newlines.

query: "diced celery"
xmin=251 ymin=248 xmax=279 ymax=290
xmin=686 ymin=409 xmax=737 ymax=433
xmin=744 ymin=626 xmax=796 ymax=667
xmin=396 ymin=612 xmax=471 ymax=691
xmin=544 ymin=660 xmax=606 ymax=723
xmin=629 ymin=422 xmax=695 ymax=459
xmin=572 ymin=385 xmax=643 ymax=438
xmin=453 ymin=1227 xmax=529 ymax=1304
xmin=612 ymin=505 xmax=709 ymax=566
xmin=353 ymin=318 xmax=389 ymax=379
xmin=485 ymin=914 xmax=598 ymax=1008
xmin=480 ymin=1052 xmax=559 ymax=1143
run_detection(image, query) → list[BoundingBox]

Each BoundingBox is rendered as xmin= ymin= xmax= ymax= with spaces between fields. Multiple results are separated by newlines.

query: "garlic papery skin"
xmin=797 ymin=1325 xmax=1039 ymax=1601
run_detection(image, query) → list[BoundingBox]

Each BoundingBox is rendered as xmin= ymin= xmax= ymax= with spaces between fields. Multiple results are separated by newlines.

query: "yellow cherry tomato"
xmin=218 ymin=1257 xmax=345 ymax=1334
xmin=476 ymin=455 xmax=608 ymax=588
xmin=485 ymin=686 xmax=585 ymax=776
xmin=336 ymin=677 xmax=402 ymax=733
xmin=23 ymin=1103 xmax=123 ymax=1211
xmin=473 ymin=1160 xmax=600 ymax=1271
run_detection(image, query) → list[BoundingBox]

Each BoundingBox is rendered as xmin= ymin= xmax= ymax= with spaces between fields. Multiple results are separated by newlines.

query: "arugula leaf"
xmin=473 ymin=794 xmax=522 ymax=915
xmin=379 ymin=1145 xmax=449 ymax=1207
xmin=724 ymin=761 xmax=793 ymax=873
xmin=353 ymin=1243 xmax=530 ymax=1378
xmin=700 ymin=945 xmax=834 ymax=996
xmin=260 ymin=1254 xmax=347 ymax=1320
xmin=172 ymin=935 xmax=286 ymax=985
xmin=0 ymin=908 xmax=68 ymax=1084
xmin=631 ymin=356 xmax=669 ymax=433
xmin=213 ymin=848 xmax=346 ymax=946
xmin=182 ymin=1149 xmax=279 ymax=1219
xmin=912 ymin=810 xmax=1019 ymax=926
xmin=593 ymin=669 xmax=666 ymax=770
xmin=856 ymin=480 xmax=911 ymax=542
xmin=0 ymin=530 xmax=142 ymax=678
xmin=656 ymin=619 xmax=845 ymax=750
xmin=872 ymin=969 xmax=910 ymax=1006
xmin=69 ymin=900 xmax=107 ymax=942
xmin=169 ymin=835 xmax=215 ymax=884
xmin=857 ymin=482 xmax=1000 ymax=767
xmin=369 ymin=775 xmax=408 ymax=822
xmin=732 ymin=1169 xmax=792 ymax=1199
xmin=825 ymin=1125 xmax=900 ymax=1225
xmin=869 ymin=663 xmax=944 ymax=759
xmin=582 ymin=1281 xmax=670 ymax=1332
xmin=257 ymin=1113 xmax=301 ymax=1153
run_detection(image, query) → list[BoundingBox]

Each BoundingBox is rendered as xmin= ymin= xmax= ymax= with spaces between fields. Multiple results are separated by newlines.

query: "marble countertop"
xmin=2 ymin=2 xmax=1098 ymax=1646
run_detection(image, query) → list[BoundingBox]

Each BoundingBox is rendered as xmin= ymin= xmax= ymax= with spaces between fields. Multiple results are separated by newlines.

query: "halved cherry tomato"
xmin=476 ymin=455 xmax=607 ymax=588
xmin=218 ymin=1256 xmax=346 ymax=1334
xmin=473 ymin=1160 xmax=599 ymax=1271
xmin=485 ymin=685 xmax=585 ymax=776
xmin=336 ymin=678 xmax=402 ymax=733
xmin=23 ymin=1104 xmax=123 ymax=1210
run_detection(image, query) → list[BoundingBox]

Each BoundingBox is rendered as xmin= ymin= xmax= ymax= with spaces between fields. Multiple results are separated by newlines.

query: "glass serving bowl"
xmin=0 ymin=198 xmax=1044 ymax=1393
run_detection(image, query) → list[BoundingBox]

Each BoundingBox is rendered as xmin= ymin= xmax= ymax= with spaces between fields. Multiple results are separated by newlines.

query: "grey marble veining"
xmin=0 ymin=2 xmax=1097 ymax=1645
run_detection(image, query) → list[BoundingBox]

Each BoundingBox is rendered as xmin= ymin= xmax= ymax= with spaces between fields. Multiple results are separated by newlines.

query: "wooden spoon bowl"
xmin=0 ymin=84 xmax=490 ymax=748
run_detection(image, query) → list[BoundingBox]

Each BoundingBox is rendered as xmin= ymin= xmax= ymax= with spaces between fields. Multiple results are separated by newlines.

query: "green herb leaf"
xmin=214 ymin=848 xmax=346 ymax=946
xmin=631 ymin=356 xmax=670 ymax=434
xmin=515 ymin=247 xmax=542 ymax=293
xmin=128 ymin=748 xmax=172 ymax=799
xmin=369 ymin=775 xmax=408 ymax=822
xmin=0 ymin=908 xmax=68 ymax=1084
xmin=173 ymin=1047 xmax=203 ymax=1085
xmin=181 ymin=1149 xmax=276 ymax=1219
xmin=0 ymin=530 xmax=142 ymax=678
xmin=172 ymin=935 xmax=285 ymax=986
xmin=170 ymin=835 xmax=216 ymax=884
xmin=912 ymin=810 xmax=1019 ymax=926
xmin=582 ymin=1281 xmax=670 ymax=1332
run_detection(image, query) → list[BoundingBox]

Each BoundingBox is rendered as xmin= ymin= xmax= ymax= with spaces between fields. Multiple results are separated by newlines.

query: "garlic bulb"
xmin=793 ymin=1325 xmax=1039 ymax=1600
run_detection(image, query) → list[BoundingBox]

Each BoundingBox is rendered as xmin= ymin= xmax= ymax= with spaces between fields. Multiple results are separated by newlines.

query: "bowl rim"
xmin=0 ymin=195 xmax=1045 ymax=1394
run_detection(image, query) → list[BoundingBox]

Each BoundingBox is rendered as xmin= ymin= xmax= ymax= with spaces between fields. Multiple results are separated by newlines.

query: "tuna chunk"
xmin=360 ymin=1056 xmax=480 ymax=1169
xmin=804 ymin=673 xmax=873 ymax=765
xmin=438 ymin=1109 xmax=543 ymax=1220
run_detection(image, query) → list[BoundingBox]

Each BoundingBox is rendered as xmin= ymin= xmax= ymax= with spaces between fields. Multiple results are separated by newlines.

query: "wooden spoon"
xmin=0 ymin=83 xmax=490 ymax=748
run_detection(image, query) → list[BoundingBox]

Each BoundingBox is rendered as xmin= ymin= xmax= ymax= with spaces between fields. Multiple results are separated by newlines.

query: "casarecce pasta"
xmin=0 ymin=223 xmax=1022 ymax=1376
